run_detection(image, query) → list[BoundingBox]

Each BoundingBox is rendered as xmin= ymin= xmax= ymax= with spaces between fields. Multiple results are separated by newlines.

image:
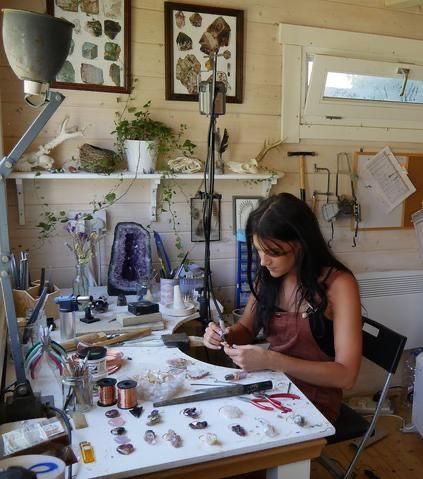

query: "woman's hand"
xmin=203 ymin=322 xmax=225 ymax=350
xmin=223 ymin=344 xmax=270 ymax=371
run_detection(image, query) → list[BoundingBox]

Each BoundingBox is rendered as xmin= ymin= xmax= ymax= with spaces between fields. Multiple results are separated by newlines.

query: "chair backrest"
xmin=362 ymin=316 xmax=407 ymax=374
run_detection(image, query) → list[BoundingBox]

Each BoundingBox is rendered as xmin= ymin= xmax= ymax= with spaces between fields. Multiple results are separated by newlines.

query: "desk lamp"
xmin=0 ymin=9 xmax=73 ymax=424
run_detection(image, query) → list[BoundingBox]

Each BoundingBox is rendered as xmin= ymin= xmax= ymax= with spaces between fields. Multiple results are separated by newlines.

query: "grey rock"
xmin=57 ymin=61 xmax=75 ymax=83
xmin=82 ymin=42 xmax=98 ymax=59
xmin=104 ymin=42 xmax=121 ymax=61
xmin=86 ymin=19 xmax=102 ymax=37
xmin=109 ymin=63 xmax=121 ymax=86
xmin=105 ymin=20 xmax=121 ymax=40
xmin=81 ymin=63 xmax=104 ymax=84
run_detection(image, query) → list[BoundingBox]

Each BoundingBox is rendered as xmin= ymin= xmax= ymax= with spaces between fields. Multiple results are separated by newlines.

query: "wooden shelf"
xmin=8 ymin=170 xmax=282 ymax=224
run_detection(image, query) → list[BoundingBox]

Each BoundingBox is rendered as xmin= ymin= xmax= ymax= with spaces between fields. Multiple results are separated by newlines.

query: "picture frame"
xmin=164 ymin=2 xmax=244 ymax=103
xmin=191 ymin=196 xmax=221 ymax=242
xmin=233 ymin=196 xmax=262 ymax=238
xmin=46 ymin=0 xmax=131 ymax=93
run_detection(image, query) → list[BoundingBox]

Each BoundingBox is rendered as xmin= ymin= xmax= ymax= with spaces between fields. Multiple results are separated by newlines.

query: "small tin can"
xmin=78 ymin=346 xmax=107 ymax=381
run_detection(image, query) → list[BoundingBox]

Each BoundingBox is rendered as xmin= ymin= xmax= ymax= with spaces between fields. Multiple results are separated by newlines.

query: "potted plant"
xmin=113 ymin=100 xmax=196 ymax=174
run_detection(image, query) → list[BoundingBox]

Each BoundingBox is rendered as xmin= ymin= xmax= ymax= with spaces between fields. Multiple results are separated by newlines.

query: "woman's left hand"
xmin=223 ymin=344 xmax=270 ymax=371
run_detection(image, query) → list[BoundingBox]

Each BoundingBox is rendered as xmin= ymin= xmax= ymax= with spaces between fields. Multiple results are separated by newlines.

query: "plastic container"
xmin=403 ymin=347 xmax=423 ymax=405
xmin=78 ymin=346 xmax=107 ymax=381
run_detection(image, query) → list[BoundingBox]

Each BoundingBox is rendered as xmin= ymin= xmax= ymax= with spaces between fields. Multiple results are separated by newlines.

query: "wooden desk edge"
xmin=131 ymin=438 xmax=327 ymax=479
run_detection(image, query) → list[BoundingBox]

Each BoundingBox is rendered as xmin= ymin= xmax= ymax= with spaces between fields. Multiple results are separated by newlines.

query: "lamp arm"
xmin=0 ymin=91 xmax=64 ymax=395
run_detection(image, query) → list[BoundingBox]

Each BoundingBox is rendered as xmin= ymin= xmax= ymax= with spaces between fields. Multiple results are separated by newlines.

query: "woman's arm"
xmin=224 ymin=272 xmax=362 ymax=390
xmin=203 ymin=293 xmax=257 ymax=349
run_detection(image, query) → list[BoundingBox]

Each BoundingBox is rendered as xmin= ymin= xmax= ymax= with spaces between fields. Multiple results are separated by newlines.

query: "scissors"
xmin=238 ymin=392 xmax=300 ymax=413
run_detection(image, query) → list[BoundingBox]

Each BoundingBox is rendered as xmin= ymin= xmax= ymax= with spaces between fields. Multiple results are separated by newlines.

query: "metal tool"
xmin=239 ymin=392 xmax=300 ymax=412
xmin=153 ymin=380 xmax=273 ymax=407
xmin=287 ymin=151 xmax=317 ymax=201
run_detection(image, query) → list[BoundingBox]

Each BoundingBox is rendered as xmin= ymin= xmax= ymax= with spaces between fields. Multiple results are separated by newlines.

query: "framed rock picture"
xmin=191 ymin=196 xmax=221 ymax=242
xmin=46 ymin=0 xmax=131 ymax=93
xmin=164 ymin=2 xmax=244 ymax=103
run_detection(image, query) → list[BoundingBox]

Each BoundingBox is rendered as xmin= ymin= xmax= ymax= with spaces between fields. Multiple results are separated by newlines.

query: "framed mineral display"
xmin=164 ymin=2 xmax=244 ymax=103
xmin=46 ymin=0 xmax=131 ymax=93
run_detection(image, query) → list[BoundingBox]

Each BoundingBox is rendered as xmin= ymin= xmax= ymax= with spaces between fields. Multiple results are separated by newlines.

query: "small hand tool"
xmin=153 ymin=380 xmax=273 ymax=407
xmin=287 ymin=151 xmax=317 ymax=201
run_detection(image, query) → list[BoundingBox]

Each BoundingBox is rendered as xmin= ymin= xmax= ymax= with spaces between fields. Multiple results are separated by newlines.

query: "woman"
xmin=203 ymin=193 xmax=362 ymax=422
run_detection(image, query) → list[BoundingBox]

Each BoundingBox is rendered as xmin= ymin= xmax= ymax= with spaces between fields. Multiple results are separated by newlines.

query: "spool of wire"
xmin=117 ymin=380 xmax=137 ymax=409
xmin=97 ymin=377 xmax=117 ymax=407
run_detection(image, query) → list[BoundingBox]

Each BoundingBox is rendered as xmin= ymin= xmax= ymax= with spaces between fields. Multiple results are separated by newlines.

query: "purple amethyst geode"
xmin=107 ymin=222 xmax=152 ymax=295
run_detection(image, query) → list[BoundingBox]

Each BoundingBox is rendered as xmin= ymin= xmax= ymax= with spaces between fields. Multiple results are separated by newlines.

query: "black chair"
xmin=318 ymin=316 xmax=407 ymax=479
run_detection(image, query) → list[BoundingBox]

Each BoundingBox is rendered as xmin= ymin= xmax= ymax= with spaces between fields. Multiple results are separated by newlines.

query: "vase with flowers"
xmin=64 ymin=214 xmax=102 ymax=296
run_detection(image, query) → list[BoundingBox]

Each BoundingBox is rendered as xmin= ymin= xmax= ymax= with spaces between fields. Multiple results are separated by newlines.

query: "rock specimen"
xmin=82 ymin=42 xmax=98 ymax=59
xmin=86 ymin=19 xmax=102 ymax=37
xmin=189 ymin=13 xmax=202 ymax=27
xmin=107 ymin=222 xmax=152 ymax=295
xmin=110 ymin=63 xmax=121 ymax=86
xmin=175 ymin=10 xmax=185 ymax=28
xmin=81 ymin=63 xmax=104 ymax=84
xmin=176 ymin=54 xmax=201 ymax=94
xmin=104 ymin=42 xmax=121 ymax=61
xmin=103 ymin=0 xmax=122 ymax=18
xmin=199 ymin=17 xmax=231 ymax=55
xmin=105 ymin=19 xmax=121 ymax=39
xmin=81 ymin=0 xmax=99 ymax=14
xmin=176 ymin=32 xmax=192 ymax=51
xmin=57 ymin=0 xmax=78 ymax=12
xmin=57 ymin=61 xmax=75 ymax=83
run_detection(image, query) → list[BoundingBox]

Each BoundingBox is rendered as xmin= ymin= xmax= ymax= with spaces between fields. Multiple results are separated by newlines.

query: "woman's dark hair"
xmin=246 ymin=192 xmax=352 ymax=334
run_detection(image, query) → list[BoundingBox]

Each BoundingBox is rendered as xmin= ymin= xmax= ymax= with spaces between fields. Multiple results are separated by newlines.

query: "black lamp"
xmin=0 ymin=9 xmax=73 ymax=423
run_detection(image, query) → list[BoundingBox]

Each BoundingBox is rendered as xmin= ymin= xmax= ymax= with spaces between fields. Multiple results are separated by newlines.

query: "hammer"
xmin=287 ymin=151 xmax=317 ymax=201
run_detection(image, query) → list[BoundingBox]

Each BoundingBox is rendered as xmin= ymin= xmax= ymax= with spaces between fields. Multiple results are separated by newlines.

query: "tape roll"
xmin=0 ymin=454 xmax=65 ymax=479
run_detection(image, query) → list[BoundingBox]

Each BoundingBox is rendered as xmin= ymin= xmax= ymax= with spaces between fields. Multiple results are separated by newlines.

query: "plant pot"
xmin=125 ymin=139 xmax=157 ymax=174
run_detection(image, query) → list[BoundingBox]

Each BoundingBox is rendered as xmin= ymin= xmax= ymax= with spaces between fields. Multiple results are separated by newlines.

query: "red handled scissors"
xmin=238 ymin=392 xmax=300 ymax=413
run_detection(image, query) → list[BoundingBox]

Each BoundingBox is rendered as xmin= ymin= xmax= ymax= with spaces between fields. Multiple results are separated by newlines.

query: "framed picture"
xmin=233 ymin=196 xmax=262 ymax=239
xmin=46 ymin=0 xmax=131 ymax=93
xmin=164 ymin=2 xmax=244 ymax=103
xmin=191 ymin=196 xmax=221 ymax=242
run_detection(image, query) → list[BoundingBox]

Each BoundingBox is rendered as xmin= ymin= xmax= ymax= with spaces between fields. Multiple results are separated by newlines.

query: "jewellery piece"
xmin=79 ymin=441 xmax=95 ymax=463
xmin=189 ymin=420 xmax=208 ymax=429
xmin=219 ymin=405 xmax=242 ymax=419
xmin=116 ymin=443 xmax=135 ymax=455
xmin=181 ymin=407 xmax=200 ymax=418
xmin=199 ymin=432 xmax=218 ymax=446
xmin=114 ymin=435 xmax=131 ymax=444
xmin=293 ymin=414 xmax=306 ymax=426
xmin=105 ymin=409 xmax=120 ymax=418
xmin=144 ymin=429 xmax=157 ymax=444
xmin=224 ymin=371 xmax=247 ymax=381
xmin=108 ymin=417 xmax=125 ymax=427
xmin=163 ymin=429 xmax=182 ymax=448
xmin=231 ymin=424 xmax=247 ymax=436
xmin=167 ymin=357 xmax=190 ymax=369
xmin=146 ymin=409 xmax=161 ymax=426
xmin=111 ymin=426 xmax=127 ymax=436
xmin=129 ymin=405 xmax=143 ymax=418
xmin=256 ymin=418 xmax=278 ymax=437
xmin=186 ymin=368 xmax=209 ymax=380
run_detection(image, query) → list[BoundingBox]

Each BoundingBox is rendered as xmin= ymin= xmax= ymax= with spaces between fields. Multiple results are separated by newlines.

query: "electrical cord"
xmin=48 ymin=405 xmax=73 ymax=479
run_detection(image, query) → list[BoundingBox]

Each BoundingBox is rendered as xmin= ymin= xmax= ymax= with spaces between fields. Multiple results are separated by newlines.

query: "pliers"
xmin=238 ymin=392 xmax=300 ymax=413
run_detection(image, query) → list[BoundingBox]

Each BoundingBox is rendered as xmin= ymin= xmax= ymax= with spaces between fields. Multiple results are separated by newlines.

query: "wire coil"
xmin=117 ymin=380 xmax=138 ymax=409
xmin=97 ymin=377 xmax=117 ymax=407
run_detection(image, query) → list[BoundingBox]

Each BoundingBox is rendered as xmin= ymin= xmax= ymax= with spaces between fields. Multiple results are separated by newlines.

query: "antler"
xmin=40 ymin=118 xmax=84 ymax=154
xmin=255 ymin=139 xmax=282 ymax=164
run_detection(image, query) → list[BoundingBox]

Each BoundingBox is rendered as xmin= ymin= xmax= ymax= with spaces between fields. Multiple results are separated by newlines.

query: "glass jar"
xmin=72 ymin=262 xmax=89 ymax=297
xmin=62 ymin=374 xmax=93 ymax=413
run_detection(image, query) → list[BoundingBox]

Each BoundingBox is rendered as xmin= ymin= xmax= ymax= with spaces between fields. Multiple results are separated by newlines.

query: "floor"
xmin=227 ymin=405 xmax=423 ymax=479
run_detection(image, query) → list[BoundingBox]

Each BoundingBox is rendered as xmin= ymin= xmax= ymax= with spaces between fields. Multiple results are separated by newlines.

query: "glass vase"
xmin=72 ymin=262 xmax=89 ymax=297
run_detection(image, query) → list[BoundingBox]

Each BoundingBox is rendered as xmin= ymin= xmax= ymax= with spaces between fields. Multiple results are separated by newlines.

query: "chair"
xmin=318 ymin=316 xmax=407 ymax=479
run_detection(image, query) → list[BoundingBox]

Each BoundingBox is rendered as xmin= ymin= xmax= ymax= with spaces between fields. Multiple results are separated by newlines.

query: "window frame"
xmin=279 ymin=23 xmax=423 ymax=143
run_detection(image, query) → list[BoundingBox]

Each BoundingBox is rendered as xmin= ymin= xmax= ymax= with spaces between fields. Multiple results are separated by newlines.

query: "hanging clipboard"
xmin=355 ymin=151 xmax=421 ymax=230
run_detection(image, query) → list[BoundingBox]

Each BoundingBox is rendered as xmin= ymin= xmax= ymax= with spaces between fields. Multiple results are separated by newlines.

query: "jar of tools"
xmin=62 ymin=359 xmax=93 ymax=413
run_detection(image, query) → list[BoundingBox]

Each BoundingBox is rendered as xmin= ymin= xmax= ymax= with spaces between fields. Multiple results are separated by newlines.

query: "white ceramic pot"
xmin=125 ymin=139 xmax=157 ymax=174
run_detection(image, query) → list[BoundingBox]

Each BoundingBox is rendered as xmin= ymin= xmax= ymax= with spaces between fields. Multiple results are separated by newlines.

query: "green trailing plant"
xmin=113 ymin=99 xmax=196 ymax=166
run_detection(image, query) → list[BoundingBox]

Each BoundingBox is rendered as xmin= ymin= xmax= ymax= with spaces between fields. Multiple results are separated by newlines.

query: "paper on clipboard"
xmin=363 ymin=146 xmax=416 ymax=212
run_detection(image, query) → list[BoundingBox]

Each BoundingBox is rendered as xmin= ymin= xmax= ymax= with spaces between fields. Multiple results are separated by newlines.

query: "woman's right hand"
xmin=203 ymin=322 xmax=224 ymax=350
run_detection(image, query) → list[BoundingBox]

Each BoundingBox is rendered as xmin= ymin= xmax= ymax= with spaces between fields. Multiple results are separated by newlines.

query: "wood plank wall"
xmin=1 ymin=0 xmax=423 ymax=328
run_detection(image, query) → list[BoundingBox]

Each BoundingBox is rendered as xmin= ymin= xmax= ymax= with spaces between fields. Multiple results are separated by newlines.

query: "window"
xmin=279 ymin=24 xmax=423 ymax=142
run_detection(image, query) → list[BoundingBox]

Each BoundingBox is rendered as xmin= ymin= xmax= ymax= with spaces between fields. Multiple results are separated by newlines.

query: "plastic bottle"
xmin=403 ymin=347 xmax=423 ymax=406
